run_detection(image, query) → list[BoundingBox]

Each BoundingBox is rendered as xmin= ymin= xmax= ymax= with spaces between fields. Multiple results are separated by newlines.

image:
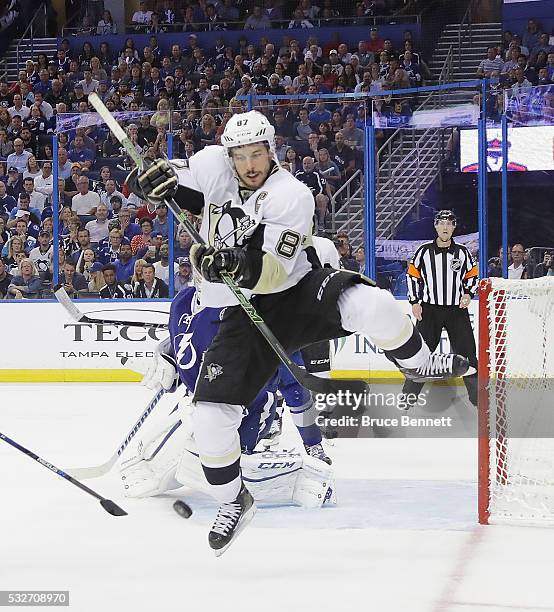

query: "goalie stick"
xmin=53 ymin=286 xmax=167 ymax=479
xmin=54 ymin=284 xmax=169 ymax=331
xmin=87 ymin=92 xmax=369 ymax=398
xmin=0 ymin=432 xmax=127 ymax=516
xmin=65 ymin=385 xmax=165 ymax=480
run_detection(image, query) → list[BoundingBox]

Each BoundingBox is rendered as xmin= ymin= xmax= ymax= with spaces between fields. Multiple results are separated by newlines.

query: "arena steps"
xmin=3 ymin=37 xmax=58 ymax=82
xmin=429 ymin=22 xmax=503 ymax=87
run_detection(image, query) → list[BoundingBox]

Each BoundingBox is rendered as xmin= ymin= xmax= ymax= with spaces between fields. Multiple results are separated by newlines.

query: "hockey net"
xmin=479 ymin=277 xmax=554 ymax=525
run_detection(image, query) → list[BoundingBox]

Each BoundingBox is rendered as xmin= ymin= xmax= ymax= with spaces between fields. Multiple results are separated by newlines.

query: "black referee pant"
xmin=403 ymin=303 xmax=478 ymax=406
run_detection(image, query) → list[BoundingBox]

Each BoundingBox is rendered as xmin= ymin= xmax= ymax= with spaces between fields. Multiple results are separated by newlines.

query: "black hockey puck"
xmin=173 ymin=500 xmax=193 ymax=519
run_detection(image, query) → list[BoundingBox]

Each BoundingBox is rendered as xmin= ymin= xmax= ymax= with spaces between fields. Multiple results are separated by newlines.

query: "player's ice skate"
xmin=209 ymin=485 xmax=257 ymax=557
xmin=304 ymin=442 xmax=332 ymax=465
xmin=401 ymin=353 xmax=472 ymax=383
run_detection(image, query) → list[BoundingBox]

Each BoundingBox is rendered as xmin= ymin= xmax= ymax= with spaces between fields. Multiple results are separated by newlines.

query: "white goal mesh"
xmin=480 ymin=277 xmax=554 ymax=525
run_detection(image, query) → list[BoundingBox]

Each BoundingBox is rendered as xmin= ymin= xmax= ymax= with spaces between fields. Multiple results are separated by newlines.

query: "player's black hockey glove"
xmin=190 ymin=244 xmax=249 ymax=284
xmin=126 ymin=158 xmax=178 ymax=206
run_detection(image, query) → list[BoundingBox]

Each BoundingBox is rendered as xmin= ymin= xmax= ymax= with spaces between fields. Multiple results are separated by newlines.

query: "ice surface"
xmin=1 ymin=384 xmax=554 ymax=612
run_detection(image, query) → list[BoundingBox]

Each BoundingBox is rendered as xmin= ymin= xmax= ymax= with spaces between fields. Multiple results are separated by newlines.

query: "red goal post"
xmin=478 ymin=277 xmax=554 ymax=526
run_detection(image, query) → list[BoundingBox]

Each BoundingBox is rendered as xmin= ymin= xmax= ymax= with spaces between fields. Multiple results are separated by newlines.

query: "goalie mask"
xmin=221 ymin=110 xmax=279 ymax=169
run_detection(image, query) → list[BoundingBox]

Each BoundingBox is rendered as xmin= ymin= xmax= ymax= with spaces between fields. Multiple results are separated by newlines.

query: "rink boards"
xmin=0 ymin=299 xmax=478 ymax=382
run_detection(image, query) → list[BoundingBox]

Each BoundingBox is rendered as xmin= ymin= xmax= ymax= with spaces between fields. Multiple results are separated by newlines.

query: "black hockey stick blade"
xmin=100 ymin=499 xmax=128 ymax=516
xmin=298 ymin=371 xmax=369 ymax=396
xmin=324 ymin=378 xmax=369 ymax=396
xmin=0 ymin=432 xmax=129 ymax=516
xmin=55 ymin=284 xmax=169 ymax=331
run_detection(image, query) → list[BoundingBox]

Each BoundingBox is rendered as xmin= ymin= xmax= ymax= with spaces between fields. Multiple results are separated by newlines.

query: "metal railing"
xmin=372 ymin=45 xmax=453 ymax=171
xmin=457 ymin=0 xmax=473 ymax=69
xmin=331 ymin=46 xmax=457 ymax=245
xmin=61 ymin=13 xmax=421 ymax=36
xmin=438 ymin=44 xmax=453 ymax=85
xmin=15 ymin=2 xmax=48 ymax=72
xmin=368 ymin=44 xmax=456 ymax=239
xmin=375 ymin=126 xmax=443 ymax=235
xmin=60 ymin=6 xmax=83 ymax=37
xmin=330 ymin=169 xmax=362 ymax=234
xmin=418 ymin=0 xmax=457 ymax=62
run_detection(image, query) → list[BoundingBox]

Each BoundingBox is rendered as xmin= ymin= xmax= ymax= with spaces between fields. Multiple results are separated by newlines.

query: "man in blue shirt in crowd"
xmin=68 ymin=135 xmax=95 ymax=170
xmin=114 ymin=243 xmax=136 ymax=283
xmin=309 ymin=99 xmax=332 ymax=126
xmin=8 ymin=193 xmax=41 ymax=225
xmin=152 ymin=203 xmax=169 ymax=238
xmin=117 ymin=207 xmax=142 ymax=241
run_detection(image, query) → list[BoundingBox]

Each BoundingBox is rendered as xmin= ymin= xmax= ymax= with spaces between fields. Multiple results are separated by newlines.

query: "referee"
xmin=403 ymin=210 xmax=478 ymax=407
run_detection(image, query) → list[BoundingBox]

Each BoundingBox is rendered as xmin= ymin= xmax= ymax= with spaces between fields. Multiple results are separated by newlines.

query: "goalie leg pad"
xmin=289 ymin=396 xmax=323 ymax=446
xmin=241 ymin=450 xmax=304 ymax=505
xmin=176 ymin=448 xmax=336 ymax=508
xmin=293 ymin=454 xmax=337 ymax=508
xmin=242 ymin=450 xmax=336 ymax=508
xmin=120 ymin=396 xmax=194 ymax=498
xmin=175 ymin=441 xmax=214 ymax=498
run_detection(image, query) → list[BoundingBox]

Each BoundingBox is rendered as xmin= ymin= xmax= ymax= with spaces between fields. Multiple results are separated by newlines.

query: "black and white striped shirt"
xmin=407 ymin=240 xmax=478 ymax=306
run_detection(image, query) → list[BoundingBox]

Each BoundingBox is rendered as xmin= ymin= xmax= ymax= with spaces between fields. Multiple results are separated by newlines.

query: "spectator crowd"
xmin=475 ymin=17 xmax=554 ymax=123
xmin=67 ymin=0 xmax=415 ymax=36
xmin=1 ymin=5 xmax=550 ymax=303
xmin=488 ymin=244 xmax=554 ymax=280
xmin=0 ymin=17 xmax=427 ymax=298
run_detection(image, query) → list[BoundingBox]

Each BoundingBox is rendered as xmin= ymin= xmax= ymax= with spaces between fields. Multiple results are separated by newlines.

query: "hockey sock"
xmin=289 ymin=398 xmax=322 ymax=446
xmin=295 ymin=423 xmax=322 ymax=446
xmin=385 ymin=326 xmax=430 ymax=370
xmin=202 ymin=459 xmax=242 ymax=503
xmin=338 ymin=284 xmax=430 ymax=369
xmin=192 ymin=401 xmax=244 ymax=503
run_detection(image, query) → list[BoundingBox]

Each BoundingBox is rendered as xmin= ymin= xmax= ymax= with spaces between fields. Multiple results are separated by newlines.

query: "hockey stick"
xmin=53 ymin=285 xmax=167 ymax=479
xmin=87 ymin=93 xmax=368 ymax=398
xmin=0 ymin=432 xmax=127 ymax=516
xmin=54 ymin=284 xmax=169 ymax=330
xmin=65 ymin=385 xmax=165 ymax=480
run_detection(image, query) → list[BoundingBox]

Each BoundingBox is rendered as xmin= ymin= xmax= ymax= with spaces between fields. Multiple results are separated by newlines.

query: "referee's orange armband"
xmin=407 ymin=263 xmax=421 ymax=279
xmin=463 ymin=265 xmax=478 ymax=280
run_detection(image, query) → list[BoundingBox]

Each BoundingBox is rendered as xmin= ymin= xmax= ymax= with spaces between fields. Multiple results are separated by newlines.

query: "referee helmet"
xmin=434 ymin=210 xmax=456 ymax=226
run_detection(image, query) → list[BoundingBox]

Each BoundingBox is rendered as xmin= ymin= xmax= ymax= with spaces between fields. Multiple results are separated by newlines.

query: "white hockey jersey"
xmin=313 ymin=235 xmax=340 ymax=269
xmin=173 ymin=146 xmax=315 ymax=308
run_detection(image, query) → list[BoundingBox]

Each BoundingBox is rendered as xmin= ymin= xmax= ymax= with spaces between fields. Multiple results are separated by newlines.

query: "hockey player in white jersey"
xmin=120 ymin=283 xmax=335 ymax=514
xmin=127 ymin=110 xmax=471 ymax=554
xmin=120 ymin=233 xmax=338 ymax=511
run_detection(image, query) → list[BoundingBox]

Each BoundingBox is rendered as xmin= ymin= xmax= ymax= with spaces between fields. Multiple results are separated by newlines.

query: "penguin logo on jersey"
xmin=450 ymin=258 xmax=462 ymax=272
xmin=208 ymin=200 xmax=256 ymax=249
xmin=205 ymin=363 xmax=223 ymax=381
